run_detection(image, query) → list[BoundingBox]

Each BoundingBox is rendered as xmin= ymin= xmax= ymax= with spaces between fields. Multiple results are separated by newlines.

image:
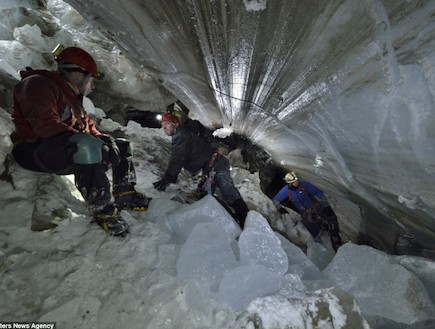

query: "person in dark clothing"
xmin=153 ymin=113 xmax=249 ymax=228
xmin=10 ymin=45 xmax=150 ymax=236
xmin=166 ymin=100 xmax=215 ymax=143
xmin=166 ymin=100 xmax=190 ymax=125
xmin=273 ymin=172 xmax=343 ymax=251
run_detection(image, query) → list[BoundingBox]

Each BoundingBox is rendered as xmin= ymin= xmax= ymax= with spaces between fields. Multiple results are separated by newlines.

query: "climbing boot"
xmin=114 ymin=190 xmax=151 ymax=211
xmin=330 ymin=234 xmax=343 ymax=252
xmin=93 ymin=204 xmax=129 ymax=237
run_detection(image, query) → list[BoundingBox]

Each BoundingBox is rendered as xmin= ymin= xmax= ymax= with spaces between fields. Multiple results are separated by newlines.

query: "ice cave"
xmin=59 ymin=0 xmax=435 ymax=256
xmin=0 ymin=1 xmax=435 ymax=328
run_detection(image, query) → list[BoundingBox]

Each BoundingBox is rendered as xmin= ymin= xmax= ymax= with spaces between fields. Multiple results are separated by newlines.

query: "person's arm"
xmin=302 ymin=181 xmax=324 ymax=198
xmin=302 ymin=181 xmax=330 ymax=207
xmin=273 ymin=185 xmax=290 ymax=213
xmin=162 ymin=129 xmax=190 ymax=183
xmin=15 ymin=75 xmax=77 ymax=138
xmin=86 ymin=114 xmax=102 ymax=136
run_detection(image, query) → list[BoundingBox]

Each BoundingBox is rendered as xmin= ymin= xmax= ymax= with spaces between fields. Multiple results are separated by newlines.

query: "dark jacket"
xmin=163 ymin=125 xmax=214 ymax=183
xmin=11 ymin=69 xmax=101 ymax=143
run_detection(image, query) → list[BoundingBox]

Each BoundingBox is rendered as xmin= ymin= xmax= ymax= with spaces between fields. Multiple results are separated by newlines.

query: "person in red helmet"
xmin=153 ymin=112 xmax=250 ymax=229
xmin=55 ymin=46 xmax=101 ymax=78
xmin=10 ymin=44 xmax=150 ymax=237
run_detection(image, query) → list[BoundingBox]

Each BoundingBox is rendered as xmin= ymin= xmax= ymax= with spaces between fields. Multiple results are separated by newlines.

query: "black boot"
xmin=230 ymin=198 xmax=249 ymax=229
xmin=328 ymin=220 xmax=342 ymax=251
xmin=330 ymin=234 xmax=343 ymax=252
xmin=92 ymin=203 xmax=129 ymax=237
xmin=113 ymin=185 xmax=151 ymax=211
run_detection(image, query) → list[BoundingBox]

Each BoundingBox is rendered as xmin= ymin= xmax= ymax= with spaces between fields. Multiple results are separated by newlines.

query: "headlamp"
xmin=52 ymin=43 xmax=65 ymax=59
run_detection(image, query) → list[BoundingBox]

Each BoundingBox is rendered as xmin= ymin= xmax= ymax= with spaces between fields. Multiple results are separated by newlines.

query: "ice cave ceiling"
xmin=61 ymin=0 xmax=435 ymax=258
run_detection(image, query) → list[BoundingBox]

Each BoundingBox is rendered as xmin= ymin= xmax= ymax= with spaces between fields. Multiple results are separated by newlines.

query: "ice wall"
xmin=50 ymin=0 xmax=435 ymax=256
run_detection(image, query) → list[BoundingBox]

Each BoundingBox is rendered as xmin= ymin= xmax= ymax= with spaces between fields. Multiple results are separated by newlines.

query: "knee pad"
xmin=69 ymin=132 xmax=104 ymax=164
xmin=115 ymin=138 xmax=132 ymax=157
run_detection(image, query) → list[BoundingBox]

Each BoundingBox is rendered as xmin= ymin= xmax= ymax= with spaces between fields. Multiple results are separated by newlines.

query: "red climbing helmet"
xmin=53 ymin=44 xmax=102 ymax=79
xmin=160 ymin=112 xmax=180 ymax=124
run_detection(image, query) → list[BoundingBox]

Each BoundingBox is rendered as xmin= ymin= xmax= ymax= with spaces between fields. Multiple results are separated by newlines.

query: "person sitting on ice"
xmin=153 ymin=112 xmax=249 ymax=229
xmin=273 ymin=171 xmax=343 ymax=251
xmin=10 ymin=44 xmax=150 ymax=237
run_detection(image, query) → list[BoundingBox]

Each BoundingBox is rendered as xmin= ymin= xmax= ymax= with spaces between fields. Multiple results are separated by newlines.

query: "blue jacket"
xmin=273 ymin=181 xmax=324 ymax=212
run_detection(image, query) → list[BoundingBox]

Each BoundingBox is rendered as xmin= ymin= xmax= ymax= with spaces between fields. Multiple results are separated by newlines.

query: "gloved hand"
xmin=153 ymin=179 xmax=171 ymax=191
xmin=99 ymin=135 xmax=121 ymax=166
xmin=278 ymin=207 xmax=289 ymax=215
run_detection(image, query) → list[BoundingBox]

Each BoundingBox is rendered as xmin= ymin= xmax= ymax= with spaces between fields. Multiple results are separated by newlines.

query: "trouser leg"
xmin=12 ymin=134 xmax=129 ymax=236
xmin=74 ymin=164 xmax=111 ymax=209
xmin=213 ymin=155 xmax=248 ymax=228
xmin=320 ymin=206 xmax=342 ymax=251
xmin=301 ymin=211 xmax=321 ymax=238
xmin=12 ymin=133 xmax=75 ymax=173
xmin=112 ymin=138 xmax=136 ymax=190
xmin=229 ymin=198 xmax=249 ymax=229
xmin=110 ymin=138 xmax=150 ymax=210
xmin=12 ymin=133 xmax=111 ymax=210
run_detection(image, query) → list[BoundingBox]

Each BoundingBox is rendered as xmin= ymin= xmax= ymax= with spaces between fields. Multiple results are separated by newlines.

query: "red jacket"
xmin=11 ymin=69 xmax=101 ymax=143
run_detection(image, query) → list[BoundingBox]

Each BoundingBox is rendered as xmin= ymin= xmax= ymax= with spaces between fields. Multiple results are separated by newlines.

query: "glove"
xmin=99 ymin=135 xmax=121 ymax=166
xmin=153 ymin=179 xmax=171 ymax=192
xmin=278 ymin=207 xmax=289 ymax=215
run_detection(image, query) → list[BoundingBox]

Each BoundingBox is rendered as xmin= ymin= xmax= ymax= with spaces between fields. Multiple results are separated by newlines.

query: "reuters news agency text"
xmin=0 ymin=323 xmax=56 ymax=329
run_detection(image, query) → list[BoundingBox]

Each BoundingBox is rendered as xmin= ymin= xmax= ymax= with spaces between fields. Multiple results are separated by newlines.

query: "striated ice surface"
xmin=1 ymin=1 xmax=435 ymax=328
xmin=60 ymin=0 xmax=435 ymax=257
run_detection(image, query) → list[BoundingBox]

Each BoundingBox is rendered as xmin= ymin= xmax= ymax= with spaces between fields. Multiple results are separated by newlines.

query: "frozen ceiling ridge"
xmin=64 ymin=0 xmax=435 ymax=258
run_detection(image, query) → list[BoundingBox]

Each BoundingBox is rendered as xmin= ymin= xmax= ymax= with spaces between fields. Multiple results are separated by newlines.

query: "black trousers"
xmin=12 ymin=133 xmax=136 ymax=209
xmin=301 ymin=205 xmax=341 ymax=239
xmin=204 ymin=154 xmax=249 ymax=227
